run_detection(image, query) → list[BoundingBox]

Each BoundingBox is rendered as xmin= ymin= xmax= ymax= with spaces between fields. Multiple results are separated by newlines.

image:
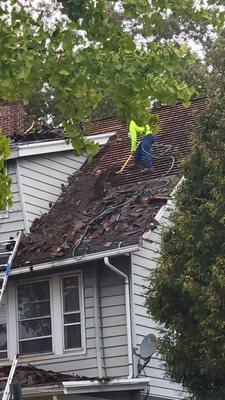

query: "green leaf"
xmin=59 ymin=69 xmax=70 ymax=76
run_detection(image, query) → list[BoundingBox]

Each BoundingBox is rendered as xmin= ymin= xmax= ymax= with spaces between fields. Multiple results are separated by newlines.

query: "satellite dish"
xmin=139 ymin=334 xmax=156 ymax=359
xmin=133 ymin=334 xmax=157 ymax=376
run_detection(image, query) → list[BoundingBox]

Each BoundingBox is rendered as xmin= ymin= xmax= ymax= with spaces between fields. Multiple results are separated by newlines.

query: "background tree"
xmin=0 ymin=0 xmax=224 ymax=209
xmin=146 ymin=31 xmax=225 ymax=400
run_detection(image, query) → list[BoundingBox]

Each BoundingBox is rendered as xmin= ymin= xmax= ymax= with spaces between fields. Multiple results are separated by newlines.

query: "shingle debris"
xmin=10 ymin=117 xmax=122 ymax=144
xmin=0 ymin=364 xmax=108 ymax=390
xmin=14 ymin=99 xmax=205 ymax=267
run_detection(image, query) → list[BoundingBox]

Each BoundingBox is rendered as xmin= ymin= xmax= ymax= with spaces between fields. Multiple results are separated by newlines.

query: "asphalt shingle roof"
xmin=14 ymin=99 xmax=205 ymax=267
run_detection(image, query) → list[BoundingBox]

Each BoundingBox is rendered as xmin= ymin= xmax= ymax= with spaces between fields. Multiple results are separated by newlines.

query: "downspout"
xmin=104 ymin=257 xmax=133 ymax=379
xmin=92 ymin=266 xmax=105 ymax=378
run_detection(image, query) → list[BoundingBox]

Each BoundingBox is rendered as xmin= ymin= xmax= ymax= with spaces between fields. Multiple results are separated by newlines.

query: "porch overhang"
xmin=63 ymin=377 xmax=151 ymax=394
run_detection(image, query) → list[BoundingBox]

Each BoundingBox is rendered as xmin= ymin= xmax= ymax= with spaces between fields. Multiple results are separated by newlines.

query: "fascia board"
xmin=142 ymin=176 xmax=184 ymax=241
xmin=9 ymin=131 xmax=116 ymax=159
xmin=17 ymin=377 xmax=150 ymax=397
xmin=6 ymin=244 xmax=139 ymax=277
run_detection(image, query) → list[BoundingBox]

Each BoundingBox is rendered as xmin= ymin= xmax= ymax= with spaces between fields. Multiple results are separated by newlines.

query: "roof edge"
xmin=9 ymin=131 xmax=116 ymax=159
xmin=11 ymin=244 xmax=140 ymax=276
xmin=142 ymin=176 xmax=184 ymax=240
xmin=63 ymin=377 xmax=150 ymax=394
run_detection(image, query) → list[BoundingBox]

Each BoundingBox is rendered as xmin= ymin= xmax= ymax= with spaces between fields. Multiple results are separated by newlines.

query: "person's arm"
xmin=129 ymin=120 xmax=144 ymax=152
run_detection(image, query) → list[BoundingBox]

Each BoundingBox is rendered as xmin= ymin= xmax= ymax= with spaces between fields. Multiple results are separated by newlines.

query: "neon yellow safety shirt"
xmin=129 ymin=120 xmax=154 ymax=152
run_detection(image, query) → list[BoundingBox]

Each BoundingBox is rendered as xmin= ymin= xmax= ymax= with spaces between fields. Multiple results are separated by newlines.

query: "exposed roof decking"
xmin=14 ymin=99 xmax=205 ymax=267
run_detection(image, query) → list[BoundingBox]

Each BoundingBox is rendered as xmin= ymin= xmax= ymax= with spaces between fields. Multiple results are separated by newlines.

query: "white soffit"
xmin=9 ymin=131 xmax=116 ymax=159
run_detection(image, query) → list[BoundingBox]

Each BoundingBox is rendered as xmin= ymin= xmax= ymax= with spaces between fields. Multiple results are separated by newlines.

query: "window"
xmin=13 ymin=271 xmax=84 ymax=358
xmin=17 ymin=280 xmax=52 ymax=355
xmin=0 ymin=296 xmax=7 ymax=359
xmin=61 ymin=275 xmax=82 ymax=350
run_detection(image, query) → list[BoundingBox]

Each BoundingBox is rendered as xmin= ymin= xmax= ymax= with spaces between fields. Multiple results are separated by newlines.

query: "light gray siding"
xmin=98 ymin=259 xmax=129 ymax=378
xmin=7 ymin=259 xmax=129 ymax=380
xmin=18 ymin=151 xmax=85 ymax=227
xmin=0 ymin=160 xmax=25 ymax=242
xmin=132 ymin=203 xmax=185 ymax=400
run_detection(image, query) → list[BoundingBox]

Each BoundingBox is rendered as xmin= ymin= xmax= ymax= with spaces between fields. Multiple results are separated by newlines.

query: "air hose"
xmin=72 ymin=141 xmax=175 ymax=257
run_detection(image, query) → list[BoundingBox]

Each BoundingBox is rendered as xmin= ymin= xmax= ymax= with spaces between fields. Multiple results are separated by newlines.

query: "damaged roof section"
xmin=0 ymin=364 xmax=106 ymax=390
xmin=15 ymin=99 xmax=205 ymax=267
xmin=10 ymin=117 xmax=123 ymax=144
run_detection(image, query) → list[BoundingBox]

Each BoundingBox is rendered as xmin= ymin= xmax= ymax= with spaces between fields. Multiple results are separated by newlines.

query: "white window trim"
xmin=0 ymin=293 xmax=8 ymax=359
xmin=16 ymin=278 xmax=54 ymax=357
xmin=60 ymin=272 xmax=85 ymax=353
xmin=2 ymin=269 xmax=86 ymax=363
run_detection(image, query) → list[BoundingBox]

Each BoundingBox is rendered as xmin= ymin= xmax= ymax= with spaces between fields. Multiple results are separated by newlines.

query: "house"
xmin=0 ymin=99 xmax=205 ymax=400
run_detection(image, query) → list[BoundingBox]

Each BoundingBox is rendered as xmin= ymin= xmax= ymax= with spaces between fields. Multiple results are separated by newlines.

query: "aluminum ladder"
xmin=0 ymin=232 xmax=22 ymax=303
xmin=2 ymin=354 xmax=19 ymax=400
xmin=0 ymin=232 xmax=22 ymax=400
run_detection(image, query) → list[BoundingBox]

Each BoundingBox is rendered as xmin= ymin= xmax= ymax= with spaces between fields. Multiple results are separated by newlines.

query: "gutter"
xmin=0 ymin=378 xmax=150 ymax=398
xmin=9 ymin=131 xmax=115 ymax=159
xmin=104 ymin=257 xmax=133 ymax=379
xmin=7 ymin=244 xmax=140 ymax=277
xmin=63 ymin=377 xmax=150 ymax=394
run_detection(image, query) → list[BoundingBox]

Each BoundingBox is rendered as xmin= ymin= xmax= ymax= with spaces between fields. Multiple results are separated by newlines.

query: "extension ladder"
xmin=0 ymin=232 xmax=22 ymax=400
xmin=2 ymin=354 xmax=19 ymax=400
xmin=0 ymin=232 xmax=22 ymax=303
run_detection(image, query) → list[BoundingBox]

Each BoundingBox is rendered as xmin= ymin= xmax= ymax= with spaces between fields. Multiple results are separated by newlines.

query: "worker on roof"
xmin=129 ymin=120 xmax=157 ymax=169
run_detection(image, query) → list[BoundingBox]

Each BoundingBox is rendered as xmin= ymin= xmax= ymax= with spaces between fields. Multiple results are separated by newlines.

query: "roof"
xmin=10 ymin=117 xmax=122 ymax=144
xmin=14 ymin=99 xmax=205 ymax=267
xmin=0 ymin=364 xmax=106 ymax=390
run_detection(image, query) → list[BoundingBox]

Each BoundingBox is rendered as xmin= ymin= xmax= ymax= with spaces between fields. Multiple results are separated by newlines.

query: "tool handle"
xmin=116 ymin=154 xmax=133 ymax=174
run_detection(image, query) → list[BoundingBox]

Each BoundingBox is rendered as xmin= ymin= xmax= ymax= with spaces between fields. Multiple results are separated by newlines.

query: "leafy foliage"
xmin=146 ymin=32 xmax=225 ymax=400
xmin=0 ymin=0 xmax=224 ymax=209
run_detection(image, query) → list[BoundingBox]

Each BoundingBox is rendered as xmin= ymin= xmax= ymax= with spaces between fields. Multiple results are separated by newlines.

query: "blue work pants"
xmin=134 ymin=134 xmax=156 ymax=168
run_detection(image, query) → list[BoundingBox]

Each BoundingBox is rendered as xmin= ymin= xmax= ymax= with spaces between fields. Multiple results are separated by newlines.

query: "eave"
xmin=7 ymin=244 xmax=140 ymax=277
xmin=9 ymin=131 xmax=115 ymax=159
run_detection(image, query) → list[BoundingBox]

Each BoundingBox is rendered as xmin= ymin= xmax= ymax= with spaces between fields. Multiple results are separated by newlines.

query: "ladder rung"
xmin=0 ymin=252 xmax=12 ymax=256
xmin=0 ymin=240 xmax=15 ymax=244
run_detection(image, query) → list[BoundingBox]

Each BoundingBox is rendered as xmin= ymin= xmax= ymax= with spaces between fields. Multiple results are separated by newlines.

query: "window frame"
xmin=0 ymin=293 xmax=8 ymax=360
xmin=6 ymin=269 xmax=86 ymax=361
xmin=60 ymin=272 xmax=85 ymax=352
xmin=16 ymin=277 xmax=54 ymax=357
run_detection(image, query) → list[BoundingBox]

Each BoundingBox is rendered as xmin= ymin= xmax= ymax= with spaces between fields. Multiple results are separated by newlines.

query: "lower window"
xmin=61 ymin=275 xmax=82 ymax=350
xmin=15 ymin=272 xmax=84 ymax=357
xmin=17 ymin=280 xmax=52 ymax=355
xmin=0 ymin=297 xmax=7 ymax=359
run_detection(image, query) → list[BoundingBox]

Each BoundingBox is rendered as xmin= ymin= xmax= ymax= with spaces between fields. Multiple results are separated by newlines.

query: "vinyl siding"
xmin=132 ymin=202 xmax=185 ymax=400
xmin=6 ymin=259 xmax=129 ymax=380
xmin=99 ymin=259 xmax=129 ymax=378
xmin=18 ymin=151 xmax=85 ymax=226
xmin=0 ymin=160 xmax=25 ymax=242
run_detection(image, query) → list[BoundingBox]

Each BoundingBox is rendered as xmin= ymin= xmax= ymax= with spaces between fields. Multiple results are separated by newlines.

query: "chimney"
xmin=0 ymin=100 xmax=26 ymax=138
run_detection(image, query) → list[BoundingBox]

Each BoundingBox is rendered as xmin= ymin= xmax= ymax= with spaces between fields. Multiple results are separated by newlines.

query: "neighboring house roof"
xmin=0 ymin=364 xmax=106 ymax=390
xmin=10 ymin=117 xmax=122 ymax=143
xmin=14 ymin=99 xmax=205 ymax=267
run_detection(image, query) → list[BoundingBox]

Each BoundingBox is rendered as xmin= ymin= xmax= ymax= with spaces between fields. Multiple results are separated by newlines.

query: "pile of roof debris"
xmin=0 ymin=365 xmax=107 ymax=389
xmin=15 ymin=167 xmax=178 ymax=266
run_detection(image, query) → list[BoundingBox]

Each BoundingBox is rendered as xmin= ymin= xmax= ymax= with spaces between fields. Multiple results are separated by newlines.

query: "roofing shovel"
xmin=116 ymin=153 xmax=133 ymax=174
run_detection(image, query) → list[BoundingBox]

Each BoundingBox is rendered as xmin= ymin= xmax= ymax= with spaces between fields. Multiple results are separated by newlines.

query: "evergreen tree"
xmin=146 ymin=33 xmax=225 ymax=400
